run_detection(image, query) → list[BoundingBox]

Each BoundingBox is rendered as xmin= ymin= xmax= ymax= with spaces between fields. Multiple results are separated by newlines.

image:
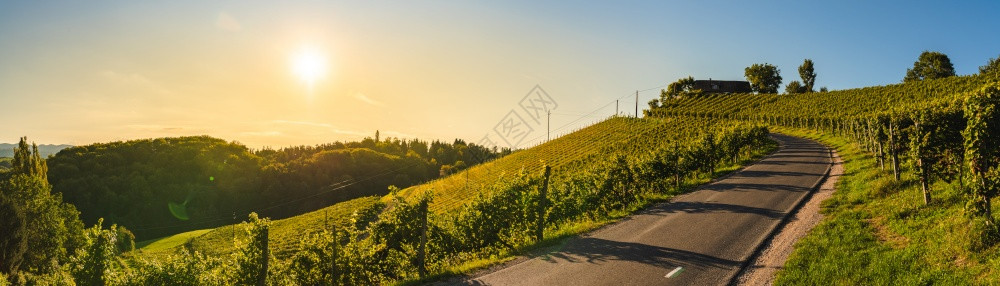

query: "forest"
xmin=43 ymin=134 xmax=509 ymax=240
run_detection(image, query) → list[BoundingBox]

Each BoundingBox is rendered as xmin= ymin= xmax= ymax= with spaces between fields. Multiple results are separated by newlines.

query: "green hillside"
xmin=396 ymin=116 xmax=728 ymax=211
xmin=133 ymin=114 xmax=774 ymax=284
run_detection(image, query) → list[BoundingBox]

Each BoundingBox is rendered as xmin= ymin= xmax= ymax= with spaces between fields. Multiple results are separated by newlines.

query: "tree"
xmin=114 ymin=225 xmax=135 ymax=254
xmin=904 ymin=51 xmax=955 ymax=82
xmin=0 ymin=194 xmax=27 ymax=275
xmin=981 ymin=55 xmax=1000 ymax=76
xmin=661 ymin=76 xmax=701 ymax=100
xmin=0 ymin=137 xmax=85 ymax=274
xmin=744 ymin=63 xmax=782 ymax=94
xmin=11 ymin=137 xmax=47 ymax=181
xmin=785 ymin=80 xmax=805 ymax=94
xmin=798 ymin=59 xmax=816 ymax=92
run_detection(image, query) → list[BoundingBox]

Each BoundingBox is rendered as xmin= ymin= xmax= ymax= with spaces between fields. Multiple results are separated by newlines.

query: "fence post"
xmin=418 ymin=196 xmax=429 ymax=279
xmin=536 ymin=165 xmax=552 ymax=242
xmin=259 ymin=225 xmax=269 ymax=286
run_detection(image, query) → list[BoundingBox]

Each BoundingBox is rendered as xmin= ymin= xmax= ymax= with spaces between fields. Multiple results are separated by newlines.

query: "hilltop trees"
xmin=745 ymin=63 xmax=782 ymax=94
xmin=798 ymin=59 xmax=816 ymax=92
xmin=11 ymin=137 xmax=47 ymax=181
xmin=660 ymin=76 xmax=701 ymax=100
xmin=785 ymin=81 xmax=805 ymax=94
xmin=981 ymin=55 xmax=1000 ymax=76
xmin=904 ymin=51 xmax=956 ymax=82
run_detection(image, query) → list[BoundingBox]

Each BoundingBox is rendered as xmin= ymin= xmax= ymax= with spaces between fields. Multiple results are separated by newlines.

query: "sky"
xmin=2 ymin=1 xmax=999 ymax=149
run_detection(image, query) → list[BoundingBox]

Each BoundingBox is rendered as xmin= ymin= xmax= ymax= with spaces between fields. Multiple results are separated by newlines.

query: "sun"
xmin=291 ymin=46 xmax=328 ymax=89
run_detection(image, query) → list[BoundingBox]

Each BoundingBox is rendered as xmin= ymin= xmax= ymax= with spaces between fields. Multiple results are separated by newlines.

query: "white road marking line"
xmin=665 ymin=266 xmax=684 ymax=278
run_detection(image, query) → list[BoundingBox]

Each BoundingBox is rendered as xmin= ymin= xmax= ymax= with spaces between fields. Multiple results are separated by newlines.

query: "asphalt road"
xmin=455 ymin=134 xmax=832 ymax=286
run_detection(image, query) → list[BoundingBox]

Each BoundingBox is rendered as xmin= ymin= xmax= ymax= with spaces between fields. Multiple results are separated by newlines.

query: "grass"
xmin=137 ymin=196 xmax=381 ymax=259
xmin=773 ymin=127 xmax=1000 ymax=285
xmin=135 ymin=229 xmax=212 ymax=252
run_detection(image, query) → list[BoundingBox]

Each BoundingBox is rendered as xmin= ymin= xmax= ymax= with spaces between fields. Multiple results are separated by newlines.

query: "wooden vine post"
xmin=536 ymin=165 xmax=552 ymax=242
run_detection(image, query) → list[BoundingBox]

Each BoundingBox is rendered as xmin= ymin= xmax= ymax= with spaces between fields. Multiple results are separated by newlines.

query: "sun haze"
xmin=1 ymin=1 xmax=999 ymax=148
xmin=291 ymin=45 xmax=328 ymax=91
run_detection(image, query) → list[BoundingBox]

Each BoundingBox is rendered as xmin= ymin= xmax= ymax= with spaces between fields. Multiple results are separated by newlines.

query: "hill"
xmin=0 ymin=143 xmax=72 ymax=157
xmin=47 ymin=135 xmax=504 ymax=240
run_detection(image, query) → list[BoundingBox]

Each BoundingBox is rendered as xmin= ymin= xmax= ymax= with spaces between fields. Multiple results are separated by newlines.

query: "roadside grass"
xmin=773 ymin=127 xmax=1000 ymax=285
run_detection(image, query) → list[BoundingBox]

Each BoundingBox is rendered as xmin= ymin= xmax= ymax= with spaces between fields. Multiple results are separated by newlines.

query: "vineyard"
xmin=647 ymin=73 xmax=1000 ymax=284
xmin=73 ymin=114 xmax=776 ymax=285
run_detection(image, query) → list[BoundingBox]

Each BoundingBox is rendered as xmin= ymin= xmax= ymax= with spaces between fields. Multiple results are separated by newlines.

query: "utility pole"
xmin=635 ymin=90 xmax=639 ymax=118
xmin=547 ymin=110 xmax=551 ymax=141
xmin=616 ymin=100 xmax=619 ymax=116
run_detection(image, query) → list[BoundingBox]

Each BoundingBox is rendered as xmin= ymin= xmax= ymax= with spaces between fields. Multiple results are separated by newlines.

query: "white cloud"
xmin=352 ymin=92 xmax=384 ymax=106
xmin=216 ymin=12 xmax=242 ymax=32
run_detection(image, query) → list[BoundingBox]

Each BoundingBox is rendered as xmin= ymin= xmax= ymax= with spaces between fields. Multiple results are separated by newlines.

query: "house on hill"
xmin=692 ymin=79 xmax=752 ymax=94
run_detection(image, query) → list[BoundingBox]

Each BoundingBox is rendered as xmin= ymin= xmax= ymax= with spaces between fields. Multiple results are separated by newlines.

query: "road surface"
xmin=455 ymin=134 xmax=832 ymax=286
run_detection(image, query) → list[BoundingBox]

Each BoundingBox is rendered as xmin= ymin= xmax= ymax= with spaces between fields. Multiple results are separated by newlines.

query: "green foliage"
xmin=745 ymin=63 xmax=783 ymax=94
xmin=115 ymin=225 xmax=136 ymax=254
xmin=231 ymin=213 xmax=270 ymax=285
xmin=70 ymin=218 xmax=118 ymax=286
xmin=785 ymin=80 xmax=805 ymax=94
xmin=798 ymin=59 xmax=816 ymax=92
xmin=0 ymin=157 xmax=12 ymax=170
xmin=10 ymin=138 xmax=47 ymax=181
xmin=963 ymin=82 xmax=1000 ymax=223
xmin=0 ymin=194 xmax=27 ymax=275
xmin=116 ymin=250 xmax=225 ymax=285
xmin=981 ymin=55 xmax=1000 ymax=76
xmin=661 ymin=76 xmax=701 ymax=100
xmin=904 ymin=51 xmax=956 ymax=82
xmin=0 ymin=138 xmax=85 ymax=276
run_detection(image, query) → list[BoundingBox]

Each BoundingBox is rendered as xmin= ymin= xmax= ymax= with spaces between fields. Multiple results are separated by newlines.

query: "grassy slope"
xmin=135 ymin=196 xmax=380 ymax=259
xmin=773 ymin=127 xmax=1000 ymax=285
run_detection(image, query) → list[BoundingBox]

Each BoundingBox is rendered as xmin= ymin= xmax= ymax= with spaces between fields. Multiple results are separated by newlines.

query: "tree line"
xmin=652 ymin=50 xmax=995 ymax=104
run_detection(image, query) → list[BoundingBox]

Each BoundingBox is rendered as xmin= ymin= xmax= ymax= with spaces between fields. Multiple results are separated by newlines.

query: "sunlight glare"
xmin=291 ymin=46 xmax=328 ymax=89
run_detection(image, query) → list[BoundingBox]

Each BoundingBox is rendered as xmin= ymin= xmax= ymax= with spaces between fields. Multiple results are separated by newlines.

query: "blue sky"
xmin=1 ymin=1 xmax=998 ymax=148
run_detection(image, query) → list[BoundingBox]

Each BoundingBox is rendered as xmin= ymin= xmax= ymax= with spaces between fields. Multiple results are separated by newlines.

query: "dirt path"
xmin=736 ymin=150 xmax=844 ymax=285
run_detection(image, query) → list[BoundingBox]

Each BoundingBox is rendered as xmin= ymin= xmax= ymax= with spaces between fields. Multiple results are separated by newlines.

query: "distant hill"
xmin=0 ymin=143 xmax=73 ymax=157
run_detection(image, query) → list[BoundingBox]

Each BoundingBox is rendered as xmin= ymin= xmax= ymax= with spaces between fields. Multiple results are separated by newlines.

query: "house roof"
xmin=692 ymin=79 xmax=752 ymax=94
